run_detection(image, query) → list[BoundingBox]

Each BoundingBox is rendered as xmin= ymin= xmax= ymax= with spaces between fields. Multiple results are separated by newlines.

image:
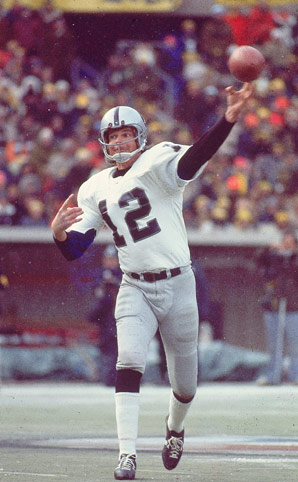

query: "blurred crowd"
xmin=0 ymin=0 xmax=297 ymax=234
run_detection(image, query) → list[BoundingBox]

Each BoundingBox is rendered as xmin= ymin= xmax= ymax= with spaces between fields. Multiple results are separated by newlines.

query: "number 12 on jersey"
xmin=98 ymin=187 xmax=161 ymax=247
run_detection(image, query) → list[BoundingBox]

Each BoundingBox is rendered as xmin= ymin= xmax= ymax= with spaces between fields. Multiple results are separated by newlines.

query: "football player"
xmin=52 ymin=82 xmax=253 ymax=480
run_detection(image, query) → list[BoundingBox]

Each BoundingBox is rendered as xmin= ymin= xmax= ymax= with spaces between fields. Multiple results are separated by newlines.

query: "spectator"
xmin=257 ymin=229 xmax=298 ymax=385
xmin=0 ymin=189 xmax=17 ymax=225
xmin=6 ymin=183 xmax=26 ymax=224
xmin=88 ymin=245 xmax=122 ymax=386
xmin=39 ymin=0 xmax=63 ymax=25
xmin=20 ymin=197 xmax=48 ymax=227
xmin=0 ymin=5 xmax=9 ymax=48
xmin=29 ymin=127 xmax=56 ymax=179
xmin=222 ymin=7 xmax=250 ymax=46
xmin=38 ymin=17 xmax=76 ymax=81
xmin=193 ymin=259 xmax=224 ymax=342
xmin=198 ymin=8 xmax=232 ymax=72
xmin=0 ymin=270 xmax=9 ymax=320
xmin=8 ymin=6 xmax=43 ymax=55
xmin=56 ymin=146 xmax=94 ymax=197
xmin=46 ymin=137 xmax=78 ymax=188
xmin=247 ymin=2 xmax=276 ymax=45
xmin=157 ymin=33 xmax=184 ymax=97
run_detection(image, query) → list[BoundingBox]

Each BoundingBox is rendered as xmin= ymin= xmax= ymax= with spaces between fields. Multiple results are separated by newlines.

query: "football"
xmin=228 ymin=46 xmax=266 ymax=82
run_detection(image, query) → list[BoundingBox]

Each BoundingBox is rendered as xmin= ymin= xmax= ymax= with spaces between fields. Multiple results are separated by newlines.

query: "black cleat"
xmin=162 ymin=417 xmax=184 ymax=470
xmin=114 ymin=453 xmax=136 ymax=480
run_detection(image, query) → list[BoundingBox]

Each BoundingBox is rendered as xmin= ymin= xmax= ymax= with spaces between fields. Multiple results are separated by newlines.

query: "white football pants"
xmin=115 ymin=265 xmax=199 ymax=398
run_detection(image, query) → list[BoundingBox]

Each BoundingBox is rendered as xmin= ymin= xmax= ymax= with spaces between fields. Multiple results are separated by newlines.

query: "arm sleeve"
xmin=177 ymin=116 xmax=235 ymax=180
xmin=53 ymin=228 xmax=97 ymax=261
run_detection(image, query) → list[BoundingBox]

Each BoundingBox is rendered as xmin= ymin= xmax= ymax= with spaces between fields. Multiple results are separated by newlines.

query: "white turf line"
xmin=0 ymin=470 xmax=68 ymax=478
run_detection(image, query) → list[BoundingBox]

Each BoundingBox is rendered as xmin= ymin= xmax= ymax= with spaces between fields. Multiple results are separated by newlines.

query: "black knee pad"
xmin=174 ymin=391 xmax=196 ymax=403
xmin=115 ymin=368 xmax=142 ymax=393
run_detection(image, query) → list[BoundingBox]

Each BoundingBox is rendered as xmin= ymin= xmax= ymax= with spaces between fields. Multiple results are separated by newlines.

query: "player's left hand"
xmin=225 ymin=82 xmax=254 ymax=123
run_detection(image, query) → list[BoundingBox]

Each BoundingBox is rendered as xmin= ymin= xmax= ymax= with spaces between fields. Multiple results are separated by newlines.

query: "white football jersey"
xmin=71 ymin=142 xmax=207 ymax=273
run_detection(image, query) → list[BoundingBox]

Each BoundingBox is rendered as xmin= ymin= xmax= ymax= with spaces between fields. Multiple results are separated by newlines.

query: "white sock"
xmin=167 ymin=391 xmax=193 ymax=433
xmin=115 ymin=392 xmax=140 ymax=456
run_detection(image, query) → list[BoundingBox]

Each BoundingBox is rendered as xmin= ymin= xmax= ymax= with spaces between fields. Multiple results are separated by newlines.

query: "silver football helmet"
xmin=98 ymin=106 xmax=147 ymax=163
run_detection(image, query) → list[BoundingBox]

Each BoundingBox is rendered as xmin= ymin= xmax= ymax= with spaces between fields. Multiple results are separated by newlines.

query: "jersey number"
xmin=98 ymin=187 xmax=161 ymax=247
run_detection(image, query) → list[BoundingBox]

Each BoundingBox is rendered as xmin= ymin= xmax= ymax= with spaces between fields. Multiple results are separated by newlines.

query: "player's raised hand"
xmin=51 ymin=194 xmax=83 ymax=241
xmin=225 ymin=82 xmax=254 ymax=123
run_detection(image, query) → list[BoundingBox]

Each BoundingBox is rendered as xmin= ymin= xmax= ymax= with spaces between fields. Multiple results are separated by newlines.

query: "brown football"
xmin=228 ymin=46 xmax=266 ymax=82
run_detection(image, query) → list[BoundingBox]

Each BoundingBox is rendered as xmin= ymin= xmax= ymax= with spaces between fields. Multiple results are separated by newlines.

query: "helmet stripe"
xmin=114 ymin=107 xmax=120 ymax=127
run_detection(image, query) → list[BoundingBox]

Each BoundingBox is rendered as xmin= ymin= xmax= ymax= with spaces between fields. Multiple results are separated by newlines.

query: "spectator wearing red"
xmin=247 ymin=2 xmax=276 ymax=45
xmin=222 ymin=7 xmax=250 ymax=45
xmin=8 ymin=6 xmax=43 ymax=55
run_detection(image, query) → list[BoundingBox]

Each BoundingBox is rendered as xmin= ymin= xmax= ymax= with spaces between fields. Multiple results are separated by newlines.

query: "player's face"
xmin=107 ymin=126 xmax=138 ymax=153
xmin=107 ymin=126 xmax=140 ymax=169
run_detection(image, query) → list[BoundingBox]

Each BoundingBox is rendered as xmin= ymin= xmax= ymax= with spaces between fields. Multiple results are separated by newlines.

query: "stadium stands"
xmin=0 ymin=1 xmax=297 ymax=237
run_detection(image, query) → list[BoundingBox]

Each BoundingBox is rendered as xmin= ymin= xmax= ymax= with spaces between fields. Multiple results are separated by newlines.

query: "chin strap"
xmin=106 ymin=146 xmax=143 ymax=164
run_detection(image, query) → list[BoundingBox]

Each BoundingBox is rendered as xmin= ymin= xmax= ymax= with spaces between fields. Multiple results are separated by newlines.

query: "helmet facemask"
xmin=100 ymin=125 xmax=144 ymax=164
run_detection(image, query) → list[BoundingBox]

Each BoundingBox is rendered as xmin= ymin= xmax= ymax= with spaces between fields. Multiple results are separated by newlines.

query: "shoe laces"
xmin=166 ymin=436 xmax=183 ymax=459
xmin=119 ymin=454 xmax=136 ymax=470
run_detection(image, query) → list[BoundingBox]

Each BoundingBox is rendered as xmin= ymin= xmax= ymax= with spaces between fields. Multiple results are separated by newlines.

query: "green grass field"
xmin=1 ymin=382 xmax=298 ymax=481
